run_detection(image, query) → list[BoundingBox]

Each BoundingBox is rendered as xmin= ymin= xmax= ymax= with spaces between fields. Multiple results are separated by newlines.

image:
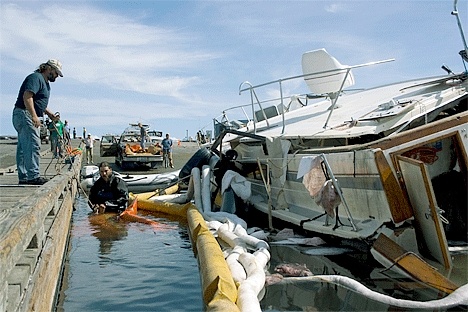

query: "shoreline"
xmin=0 ymin=139 xmax=201 ymax=175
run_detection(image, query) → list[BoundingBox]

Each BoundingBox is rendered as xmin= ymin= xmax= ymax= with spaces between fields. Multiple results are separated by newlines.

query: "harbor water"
xmin=55 ymin=196 xmax=204 ymax=311
xmin=56 ymin=195 xmax=467 ymax=312
xmin=0 ymin=139 xmax=464 ymax=311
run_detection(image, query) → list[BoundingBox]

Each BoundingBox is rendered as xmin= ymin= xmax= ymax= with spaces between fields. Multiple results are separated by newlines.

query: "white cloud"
xmin=325 ymin=3 xmax=345 ymax=13
xmin=0 ymin=3 xmax=217 ymax=99
xmin=1 ymin=1 xmax=464 ymax=138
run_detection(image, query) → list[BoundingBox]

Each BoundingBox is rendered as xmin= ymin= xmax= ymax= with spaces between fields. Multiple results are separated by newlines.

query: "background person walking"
xmin=161 ymin=133 xmax=174 ymax=168
xmin=48 ymin=112 xmax=64 ymax=158
xmin=83 ymin=134 xmax=94 ymax=164
xmin=12 ymin=59 xmax=63 ymax=185
xmin=63 ymin=120 xmax=71 ymax=145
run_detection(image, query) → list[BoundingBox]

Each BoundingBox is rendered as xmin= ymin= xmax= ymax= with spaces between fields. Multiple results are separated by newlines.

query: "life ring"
xmin=179 ymin=147 xmax=213 ymax=179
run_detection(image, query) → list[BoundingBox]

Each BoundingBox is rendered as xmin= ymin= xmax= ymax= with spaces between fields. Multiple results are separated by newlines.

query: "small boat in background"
xmin=80 ymin=165 xmax=180 ymax=193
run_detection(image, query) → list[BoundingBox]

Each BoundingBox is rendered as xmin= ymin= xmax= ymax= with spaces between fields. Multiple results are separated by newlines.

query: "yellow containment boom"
xmin=137 ymin=200 xmax=190 ymax=218
xmin=186 ymin=205 xmax=239 ymax=311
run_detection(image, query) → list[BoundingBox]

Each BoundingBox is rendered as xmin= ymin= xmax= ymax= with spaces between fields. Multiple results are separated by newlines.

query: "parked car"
xmin=100 ymin=134 xmax=119 ymax=156
xmin=147 ymin=130 xmax=163 ymax=145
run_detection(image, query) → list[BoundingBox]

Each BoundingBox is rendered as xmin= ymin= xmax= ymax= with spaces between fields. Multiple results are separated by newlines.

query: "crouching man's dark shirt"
xmin=89 ymin=173 xmax=129 ymax=211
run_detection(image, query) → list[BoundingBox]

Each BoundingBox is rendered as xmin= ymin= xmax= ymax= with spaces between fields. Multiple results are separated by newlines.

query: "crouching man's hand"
xmin=93 ymin=204 xmax=106 ymax=214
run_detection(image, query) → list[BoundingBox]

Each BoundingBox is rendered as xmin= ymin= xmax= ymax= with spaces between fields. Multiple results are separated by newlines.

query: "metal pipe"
xmin=257 ymin=158 xmax=273 ymax=230
xmin=320 ymin=154 xmax=358 ymax=231
xmin=279 ymin=80 xmax=286 ymax=134
xmin=239 ymin=81 xmax=257 ymax=134
xmin=322 ymin=68 xmax=352 ymax=129
xmin=452 ymin=0 xmax=468 ymax=58
xmin=238 ymin=59 xmax=394 ymax=94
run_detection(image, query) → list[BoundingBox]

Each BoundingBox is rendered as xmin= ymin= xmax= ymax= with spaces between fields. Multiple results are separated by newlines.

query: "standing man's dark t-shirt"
xmin=15 ymin=72 xmax=50 ymax=117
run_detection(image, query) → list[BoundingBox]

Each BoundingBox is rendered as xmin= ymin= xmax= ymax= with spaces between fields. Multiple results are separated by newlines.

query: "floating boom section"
xmin=301 ymin=48 xmax=355 ymax=95
xmin=186 ymin=205 xmax=239 ymax=311
xmin=119 ymin=198 xmax=172 ymax=231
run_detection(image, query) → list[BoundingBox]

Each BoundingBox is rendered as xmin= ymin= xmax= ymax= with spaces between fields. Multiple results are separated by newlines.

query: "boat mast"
xmin=452 ymin=0 xmax=468 ymax=66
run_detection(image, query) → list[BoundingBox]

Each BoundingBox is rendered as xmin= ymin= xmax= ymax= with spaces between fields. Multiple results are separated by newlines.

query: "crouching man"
xmin=89 ymin=162 xmax=128 ymax=214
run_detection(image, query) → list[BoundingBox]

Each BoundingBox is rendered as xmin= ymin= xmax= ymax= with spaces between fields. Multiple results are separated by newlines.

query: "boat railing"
xmin=249 ymin=152 xmax=359 ymax=232
xmin=234 ymin=59 xmax=394 ymax=135
xmin=320 ymin=153 xmax=358 ymax=231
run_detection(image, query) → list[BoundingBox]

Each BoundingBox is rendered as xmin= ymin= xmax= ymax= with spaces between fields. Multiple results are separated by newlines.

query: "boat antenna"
xmin=452 ymin=0 xmax=468 ymax=69
xmin=441 ymin=64 xmax=455 ymax=75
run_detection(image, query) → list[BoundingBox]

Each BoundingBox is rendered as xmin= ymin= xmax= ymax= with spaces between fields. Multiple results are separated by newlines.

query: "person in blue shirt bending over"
xmin=161 ymin=133 xmax=174 ymax=168
xmin=12 ymin=59 xmax=63 ymax=185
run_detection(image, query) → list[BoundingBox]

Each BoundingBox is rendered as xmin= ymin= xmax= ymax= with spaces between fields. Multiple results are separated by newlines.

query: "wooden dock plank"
xmin=0 ymin=139 xmax=83 ymax=312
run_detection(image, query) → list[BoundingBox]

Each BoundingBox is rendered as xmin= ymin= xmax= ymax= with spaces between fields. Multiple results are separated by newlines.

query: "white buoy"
xmin=191 ymin=167 xmax=202 ymax=212
xmin=201 ymin=165 xmax=212 ymax=213
xmin=237 ymin=253 xmax=265 ymax=312
xmin=186 ymin=174 xmax=195 ymax=201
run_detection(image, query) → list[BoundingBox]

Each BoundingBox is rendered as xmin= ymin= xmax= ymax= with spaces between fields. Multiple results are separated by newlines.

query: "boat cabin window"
xmin=392 ymin=133 xmax=467 ymax=243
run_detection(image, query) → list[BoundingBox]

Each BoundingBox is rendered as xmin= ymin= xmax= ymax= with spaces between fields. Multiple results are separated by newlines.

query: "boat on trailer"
xmin=209 ymin=3 xmax=468 ymax=290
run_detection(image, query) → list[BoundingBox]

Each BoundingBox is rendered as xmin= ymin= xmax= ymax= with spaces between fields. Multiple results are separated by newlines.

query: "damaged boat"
xmin=208 ymin=1 xmax=468 ymax=293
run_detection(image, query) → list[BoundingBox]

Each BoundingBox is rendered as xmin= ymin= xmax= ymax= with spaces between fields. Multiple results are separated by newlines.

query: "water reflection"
xmin=58 ymin=196 xmax=203 ymax=311
xmin=59 ymin=197 xmax=466 ymax=311
xmin=264 ymin=282 xmax=347 ymax=311
xmin=261 ymin=244 xmax=466 ymax=311
xmin=88 ymin=212 xmax=128 ymax=262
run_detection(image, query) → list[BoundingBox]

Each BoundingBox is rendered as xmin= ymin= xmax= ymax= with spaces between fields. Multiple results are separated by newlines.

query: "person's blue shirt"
xmin=15 ymin=72 xmax=50 ymax=117
xmin=162 ymin=138 xmax=173 ymax=151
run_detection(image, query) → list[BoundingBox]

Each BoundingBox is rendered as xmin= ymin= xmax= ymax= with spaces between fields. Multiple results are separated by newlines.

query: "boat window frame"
xmin=389 ymin=131 xmax=467 ymax=181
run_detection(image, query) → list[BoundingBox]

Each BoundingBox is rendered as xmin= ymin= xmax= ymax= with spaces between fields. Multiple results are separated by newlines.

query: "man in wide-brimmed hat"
xmin=12 ymin=59 xmax=63 ymax=185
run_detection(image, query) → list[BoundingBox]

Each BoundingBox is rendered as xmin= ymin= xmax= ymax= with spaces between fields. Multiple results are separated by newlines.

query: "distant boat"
xmin=0 ymin=135 xmax=17 ymax=140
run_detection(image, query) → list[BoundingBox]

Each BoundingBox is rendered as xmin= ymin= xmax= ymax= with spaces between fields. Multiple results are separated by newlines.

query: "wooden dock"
xmin=0 ymin=143 xmax=82 ymax=312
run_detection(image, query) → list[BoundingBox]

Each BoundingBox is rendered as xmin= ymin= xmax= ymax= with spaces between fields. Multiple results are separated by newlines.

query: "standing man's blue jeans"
xmin=12 ymin=107 xmax=41 ymax=181
xmin=50 ymin=135 xmax=62 ymax=158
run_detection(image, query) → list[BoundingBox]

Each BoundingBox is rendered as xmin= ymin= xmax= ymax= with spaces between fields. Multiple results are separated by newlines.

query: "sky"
xmin=1 ymin=0 xmax=467 ymax=140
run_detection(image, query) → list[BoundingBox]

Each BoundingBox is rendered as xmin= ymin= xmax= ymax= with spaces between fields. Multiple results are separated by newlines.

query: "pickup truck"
xmin=115 ymin=134 xmax=163 ymax=169
xmin=105 ymin=124 xmax=164 ymax=169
